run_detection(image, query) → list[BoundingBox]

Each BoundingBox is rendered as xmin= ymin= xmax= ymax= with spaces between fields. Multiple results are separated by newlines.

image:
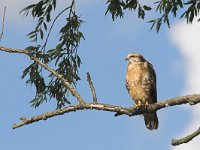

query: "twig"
xmin=42 ymin=2 xmax=74 ymax=51
xmin=0 ymin=45 xmax=85 ymax=105
xmin=86 ymin=72 xmax=97 ymax=103
xmin=12 ymin=94 xmax=200 ymax=129
xmin=0 ymin=7 xmax=6 ymax=41
xmin=171 ymin=127 xmax=200 ymax=146
xmin=69 ymin=0 xmax=75 ymax=17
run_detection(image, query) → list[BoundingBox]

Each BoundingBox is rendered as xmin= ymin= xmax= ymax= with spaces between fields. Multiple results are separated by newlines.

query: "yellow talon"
xmin=133 ymin=101 xmax=142 ymax=109
xmin=133 ymin=101 xmax=150 ymax=109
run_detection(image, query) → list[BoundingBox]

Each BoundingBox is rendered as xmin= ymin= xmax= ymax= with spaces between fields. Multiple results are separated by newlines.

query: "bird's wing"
xmin=141 ymin=62 xmax=157 ymax=103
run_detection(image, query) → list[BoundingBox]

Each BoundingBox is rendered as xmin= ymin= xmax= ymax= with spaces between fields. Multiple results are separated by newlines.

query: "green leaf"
xmin=43 ymin=22 xmax=47 ymax=31
xmin=39 ymin=29 xmax=44 ymax=40
xmin=20 ymin=4 xmax=36 ymax=15
xmin=189 ymin=11 xmax=194 ymax=23
xmin=138 ymin=6 xmax=145 ymax=19
xmin=143 ymin=5 xmax=152 ymax=11
xmin=52 ymin=0 xmax=56 ymax=10
xmin=47 ymin=4 xmax=52 ymax=13
xmin=156 ymin=18 xmax=162 ymax=33
xmin=148 ymin=20 xmax=156 ymax=31
xmin=33 ymin=1 xmax=44 ymax=17
xmin=164 ymin=15 xmax=170 ymax=28
xmin=177 ymin=0 xmax=183 ymax=8
xmin=35 ymin=17 xmax=44 ymax=30
xmin=21 ymin=63 xmax=34 ymax=79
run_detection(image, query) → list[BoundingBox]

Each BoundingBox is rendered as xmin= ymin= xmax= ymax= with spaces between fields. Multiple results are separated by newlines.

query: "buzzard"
xmin=125 ymin=53 xmax=158 ymax=130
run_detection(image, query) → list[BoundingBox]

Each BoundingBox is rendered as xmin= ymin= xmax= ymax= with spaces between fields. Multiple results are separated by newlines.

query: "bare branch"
xmin=171 ymin=127 xmax=200 ymax=146
xmin=12 ymin=103 xmax=129 ymax=129
xmin=86 ymin=72 xmax=97 ymax=103
xmin=0 ymin=45 xmax=85 ymax=105
xmin=0 ymin=7 xmax=6 ymax=41
xmin=12 ymin=94 xmax=200 ymax=129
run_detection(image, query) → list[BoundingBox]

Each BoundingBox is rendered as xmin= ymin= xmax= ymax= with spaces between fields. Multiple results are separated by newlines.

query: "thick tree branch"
xmin=0 ymin=45 xmax=85 ymax=105
xmin=171 ymin=127 xmax=200 ymax=146
xmin=12 ymin=94 xmax=200 ymax=129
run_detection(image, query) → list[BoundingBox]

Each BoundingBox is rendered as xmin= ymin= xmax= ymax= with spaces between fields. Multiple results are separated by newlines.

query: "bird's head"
xmin=125 ymin=53 xmax=145 ymax=63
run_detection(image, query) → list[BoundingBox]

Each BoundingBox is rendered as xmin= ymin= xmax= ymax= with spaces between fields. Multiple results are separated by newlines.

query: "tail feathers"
xmin=144 ymin=113 xmax=158 ymax=130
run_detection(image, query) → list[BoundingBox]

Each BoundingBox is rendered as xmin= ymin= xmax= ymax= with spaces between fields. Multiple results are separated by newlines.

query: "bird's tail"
xmin=144 ymin=113 xmax=158 ymax=130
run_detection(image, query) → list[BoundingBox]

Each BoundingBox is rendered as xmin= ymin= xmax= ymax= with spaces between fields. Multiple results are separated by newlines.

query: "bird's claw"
xmin=133 ymin=101 xmax=149 ymax=109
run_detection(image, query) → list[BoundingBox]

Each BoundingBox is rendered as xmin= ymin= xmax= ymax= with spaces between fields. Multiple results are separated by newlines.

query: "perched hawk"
xmin=125 ymin=53 xmax=158 ymax=130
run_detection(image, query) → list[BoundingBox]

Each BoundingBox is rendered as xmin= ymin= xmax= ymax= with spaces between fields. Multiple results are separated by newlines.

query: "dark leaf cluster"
xmin=22 ymin=46 xmax=48 ymax=108
xmin=105 ymin=0 xmax=151 ymax=20
xmin=105 ymin=0 xmax=200 ymax=32
xmin=148 ymin=0 xmax=183 ymax=32
xmin=149 ymin=0 xmax=200 ymax=32
xmin=181 ymin=0 xmax=200 ymax=23
xmin=21 ymin=0 xmax=56 ymax=42
xmin=21 ymin=0 xmax=84 ymax=108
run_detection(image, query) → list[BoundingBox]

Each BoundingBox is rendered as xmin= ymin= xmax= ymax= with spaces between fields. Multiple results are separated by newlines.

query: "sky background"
xmin=0 ymin=0 xmax=200 ymax=150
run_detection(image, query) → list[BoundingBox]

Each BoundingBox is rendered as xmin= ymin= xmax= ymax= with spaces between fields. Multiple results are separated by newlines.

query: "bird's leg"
xmin=134 ymin=99 xmax=149 ymax=109
xmin=133 ymin=100 xmax=142 ymax=109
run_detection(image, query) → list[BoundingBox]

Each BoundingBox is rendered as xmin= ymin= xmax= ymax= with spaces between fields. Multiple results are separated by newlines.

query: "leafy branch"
xmin=105 ymin=0 xmax=151 ymax=20
xmin=0 ymin=45 xmax=85 ymax=105
xmin=19 ymin=0 xmax=84 ymax=109
xmin=148 ymin=0 xmax=200 ymax=32
xmin=105 ymin=0 xmax=200 ymax=32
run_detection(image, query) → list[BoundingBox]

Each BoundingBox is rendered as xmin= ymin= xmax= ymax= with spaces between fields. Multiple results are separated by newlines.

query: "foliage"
xmin=149 ymin=0 xmax=200 ymax=32
xmin=105 ymin=0 xmax=151 ymax=20
xmin=21 ymin=0 xmax=84 ymax=108
xmin=105 ymin=0 xmax=200 ymax=32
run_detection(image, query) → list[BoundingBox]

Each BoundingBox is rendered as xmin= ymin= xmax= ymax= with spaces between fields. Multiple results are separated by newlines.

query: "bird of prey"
xmin=125 ymin=53 xmax=158 ymax=130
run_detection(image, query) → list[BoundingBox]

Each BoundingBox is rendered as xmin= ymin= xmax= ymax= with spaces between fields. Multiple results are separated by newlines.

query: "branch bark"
xmin=87 ymin=72 xmax=98 ymax=103
xmin=171 ymin=127 xmax=200 ymax=146
xmin=12 ymin=94 xmax=200 ymax=129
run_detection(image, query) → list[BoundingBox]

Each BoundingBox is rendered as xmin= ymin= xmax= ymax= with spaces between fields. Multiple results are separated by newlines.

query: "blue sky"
xmin=0 ymin=1 xmax=200 ymax=150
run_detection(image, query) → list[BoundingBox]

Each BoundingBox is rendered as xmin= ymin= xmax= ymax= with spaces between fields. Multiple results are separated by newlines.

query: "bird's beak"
xmin=125 ymin=57 xmax=128 ymax=61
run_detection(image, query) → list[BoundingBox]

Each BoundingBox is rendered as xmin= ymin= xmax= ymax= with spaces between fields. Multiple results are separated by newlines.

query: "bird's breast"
xmin=126 ymin=63 xmax=149 ymax=102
